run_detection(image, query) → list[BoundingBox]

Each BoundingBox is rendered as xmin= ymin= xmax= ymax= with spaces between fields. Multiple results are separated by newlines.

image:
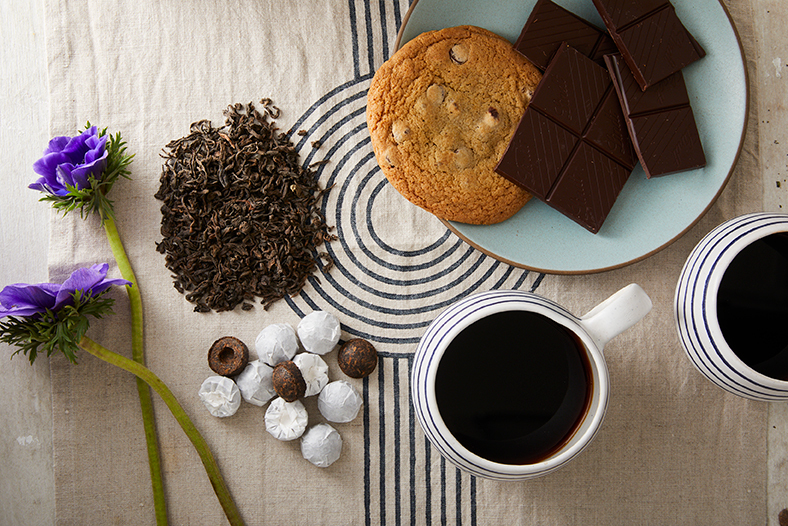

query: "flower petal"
xmin=54 ymin=264 xmax=106 ymax=308
xmin=54 ymin=264 xmax=131 ymax=310
xmin=61 ymin=131 xmax=92 ymax=163
xmin=83 ymin=143 xmax=108 ymax=167
xmin=90 ymin=276 xmax=133 ymax=296
xmin=28 ymin=178 xmax=57 ymax=194
xmin=65 ymin=164 xmax=92 ymax=190
xmin=55 ymin=164 xmax=78 ymax=194
xmin=0 ymin=283 xmax=58 ymax=318
xmin=32 ymin=127 xmax=108 ymax=196
xmin=70 ymin=150 xmax=108 ymax=187
xmin=32 ymin=151 xmax=70 ymax=179
xmin=84 ymin=133 xmax=107 ymax=153
xmin=0 ymin=304 xmax=44 ymax=318
xmin=42 ymin=136 xmax=70 ymax=156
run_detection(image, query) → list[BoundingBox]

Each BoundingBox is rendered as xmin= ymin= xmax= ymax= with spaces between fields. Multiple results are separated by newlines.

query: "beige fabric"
xmin=45 ymin=0 xmax=765 ymax=524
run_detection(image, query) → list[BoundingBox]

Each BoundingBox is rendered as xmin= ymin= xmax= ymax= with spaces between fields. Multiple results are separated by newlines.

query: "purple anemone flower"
xmin=0 ymin=263 xmax=130 ymax=319
xmin=30 ymin=126 xmax=108 ymax=196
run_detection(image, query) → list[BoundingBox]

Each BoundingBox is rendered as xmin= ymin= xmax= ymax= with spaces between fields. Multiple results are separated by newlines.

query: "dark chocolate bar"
xmin=592 ymin=0 xmax=705 ymax=90
xmin=496 ymin=44 xmax=636 ymax=234
xmin=515 ymin=0 xmax=618 ymax=70
xmin=605 ymin=53 xmax=705 ymax=177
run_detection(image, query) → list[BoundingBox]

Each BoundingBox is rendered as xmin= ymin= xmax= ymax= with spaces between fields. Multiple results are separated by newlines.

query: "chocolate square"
xmin=593 ymin=0 xmax=666 ymax=27
xmin=605 ymin=53 xmax=706 ymax=177
xmin=505 ymin=109 xmax=579 ymax=199
xmin=592 ymin=0 xmax=705 ymax=90
xmin=496 ymin=44 xmax=636 ymax=233
xmin=515 ymin=0 xmax=618 ymax=70
xmin=548 ymin=142 xmax=632 ymax=232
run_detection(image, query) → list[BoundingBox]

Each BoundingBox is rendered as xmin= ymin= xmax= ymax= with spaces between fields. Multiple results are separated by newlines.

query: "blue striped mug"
xmin=675 ymin=212 xmax=788 ymax=401
xmin=412 ymin=285 xmax=652 ymax=480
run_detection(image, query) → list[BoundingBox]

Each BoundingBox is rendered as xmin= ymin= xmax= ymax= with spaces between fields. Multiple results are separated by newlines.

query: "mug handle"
xmin=579 ymin=284 xmax=652 ymax=352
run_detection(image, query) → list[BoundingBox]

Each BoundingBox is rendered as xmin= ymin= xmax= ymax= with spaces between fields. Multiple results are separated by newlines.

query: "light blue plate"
xmin=396 ymin=0 xmax=748 ymax=274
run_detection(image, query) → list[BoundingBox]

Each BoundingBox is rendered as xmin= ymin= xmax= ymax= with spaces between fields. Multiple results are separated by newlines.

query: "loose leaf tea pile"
xmin=155 ymin=100 xmax=335 ymax=312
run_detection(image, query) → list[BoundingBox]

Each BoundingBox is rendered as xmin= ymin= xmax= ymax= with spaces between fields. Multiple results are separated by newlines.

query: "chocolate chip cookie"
xmin=367 ymin=25 xmax=542 ymax=225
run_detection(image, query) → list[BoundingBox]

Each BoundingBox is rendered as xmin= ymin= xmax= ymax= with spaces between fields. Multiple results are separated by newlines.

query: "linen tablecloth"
xmin=44 ymin=0 xmax=765 ymax=524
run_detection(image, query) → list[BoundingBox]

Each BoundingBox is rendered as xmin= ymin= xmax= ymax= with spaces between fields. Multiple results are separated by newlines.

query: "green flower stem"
xmin=103 ymin=216 xmax=166 ymax=525
xmin=78 ymin=335 xmax=245 ymax=526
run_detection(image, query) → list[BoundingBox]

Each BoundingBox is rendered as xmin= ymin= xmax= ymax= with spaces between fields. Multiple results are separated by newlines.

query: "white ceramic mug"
xmin=675 ymin=212 xmax=788 ymax=401
xmin=411 ymin=285 xmax=652 ymax=480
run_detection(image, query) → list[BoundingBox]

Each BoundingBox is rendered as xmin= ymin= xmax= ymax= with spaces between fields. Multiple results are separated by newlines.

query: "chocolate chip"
xmin=383 ymin=146 xmax=399 ymax=167
xmin=453 ymin=146 xmax=473 ymax=169
xmin=391 ymin=121 xmax=411 ymax=143
xmin=449 ymin=43 xmax=469 ymax=64
xmin=426 ymin=84 xmax=446 ymax=105
xmin=482 ymin=107 xmax=500 ymax=128
xmin=208 ymin=336 xmax=249 ymax=376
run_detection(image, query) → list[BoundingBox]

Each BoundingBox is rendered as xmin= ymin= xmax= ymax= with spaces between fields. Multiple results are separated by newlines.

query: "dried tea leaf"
xmin=155 ymin=100 xmax=335 ymax=312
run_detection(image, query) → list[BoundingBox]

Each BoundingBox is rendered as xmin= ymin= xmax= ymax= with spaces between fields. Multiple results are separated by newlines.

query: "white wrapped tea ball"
xmin=301 ymin=423 xmax=343 ymax=468
xmin=265 ymin=397 xmax=308 ymax=441
xmin=297 ymin=311 xmax=341 ymax=355
xmin=256 ymin=323 xmax=299 ymax=366
xmin=293 ymin=352 xmax=329 ymax=397
xmin=318 ymin=380 xmax=363 ymax=423
xmin=199 ymin=376 xmax=241 ymax=418
xmin=234 ymin=360 xmax=276 ymax=406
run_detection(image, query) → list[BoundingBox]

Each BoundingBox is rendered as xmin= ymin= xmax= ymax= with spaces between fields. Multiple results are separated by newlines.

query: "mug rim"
xmin=415 ymin=290 xmax=610 ymax=477
xmin=701 ymin=216 xmax=788 ymax=388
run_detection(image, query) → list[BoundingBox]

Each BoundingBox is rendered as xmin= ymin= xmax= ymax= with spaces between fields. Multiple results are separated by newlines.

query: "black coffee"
xmin=717 ymin=232 xmax=788 ymax=380
xmin=434 ymin=310 xmax=591 ymax=465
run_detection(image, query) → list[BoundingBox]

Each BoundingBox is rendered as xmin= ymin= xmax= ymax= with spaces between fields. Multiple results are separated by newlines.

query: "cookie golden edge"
xmin=366 ymin=25 xmax=542 ymax=225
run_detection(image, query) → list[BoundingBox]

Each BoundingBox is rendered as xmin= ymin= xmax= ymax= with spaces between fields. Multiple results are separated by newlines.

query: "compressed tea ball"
xmin=318 ymin=380 xmax=363 ymax=423
xmin=199 ymin=376 xmax=241 ymax=417
xmin=207 ymin=336 xmax=249 ymax=376
xmin=256 ymin=323 xmax=299 ymax=366
xmin=337 ymin=338 xmax=378 ymax=378
xmin=297 ymin=311 xmax=341 ymax=355
xmin=234 ymin=360 xmax=276 ymax=406
xmin=301 ymin=423 xmax=343 ymax=468
xmin=293 ymin=353 xmax=329 ymax=396
xmin=265 ymin=398 xmax=308 ymax=441
xmin=272 ymin=361 xmax=307 ymax=402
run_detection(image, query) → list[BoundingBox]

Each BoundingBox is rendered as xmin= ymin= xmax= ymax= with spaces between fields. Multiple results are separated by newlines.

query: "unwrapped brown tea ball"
xmin=337 ymin=338 xmax=378 ymax=378
xmin=208 ymin=336 xmax=249 ymax=376
xmin=272 ymin=360 xmax=307 ymax=402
